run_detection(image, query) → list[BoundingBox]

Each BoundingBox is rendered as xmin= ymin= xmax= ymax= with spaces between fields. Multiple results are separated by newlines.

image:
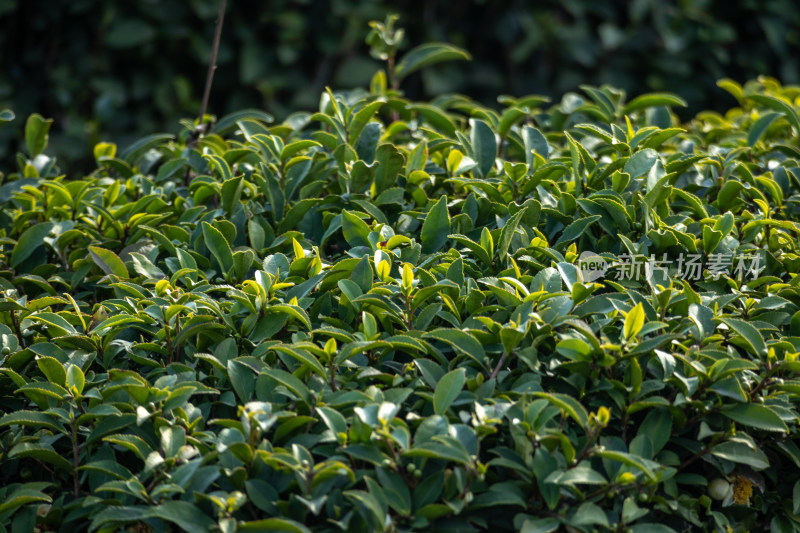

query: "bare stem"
xmin=489 ymin=351 xmax=508 ymax=381
xmin=197 ymin=0 xmax=228 ymax=128
xmin=329 ymin=359 xmax=338 ymax=392
xmin=10 ymin=310 xmax=25 ymax=349
xmin=71 ymin=419 xmax=80 ymax=498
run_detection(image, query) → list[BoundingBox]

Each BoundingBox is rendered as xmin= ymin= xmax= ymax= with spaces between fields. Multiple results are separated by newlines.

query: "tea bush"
xmin=2 ymin=32 xmax=800 ymax=533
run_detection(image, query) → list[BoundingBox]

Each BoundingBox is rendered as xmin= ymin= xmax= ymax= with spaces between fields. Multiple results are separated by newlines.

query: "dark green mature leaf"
xmin=201 ymin=221 xmax=234 ymax=274
xmin=433 ymin=368 xmax=466 ymax=414
xmin=533 ymin=392 xmax=589 ymax=428
xmin=747 ymin=94 xmax=800 ymax=132
xmin=0 ymin=411 xmax=64 ymax=434
xmin=424 ymin=328 xmax=486 ymax=367
xmin=239 ymin=518 xmax=312 ymax=533
xmin=747 ymin=112 xmax=781 ymax=146
xmin=264 ymin=368 xmax=314 ymax=407
xmin=720 ymin=318 xmax=767 ymax=357
xmin=146 ymin=501 xmax=215 ymax=532
xmin=723 ymin=404 xmax=788 ymax=432
xmin=121 ymin=133 xmax=174 ymax=164
xmin=622 ymin=93 xmax=687 ymax=114
xmin=711 ymin=440 xmax=770 ymax=470
xmin=341 ymin=210 xmax=372 ymax=248
xmin=215 ymin=108 xmax=274 ymax=135
xmin=420 ymin=195 xmax=450 ymax=253
xmin=395 ymin=43 xmax=471 ymax=79
xmin=497 ymin=207 xmax=526 ymax=261
xmin=0 ymin=485 xmax=52 ymax=514
xmin=11 ymin=222 xmax=53 ymax=267
xmin=89 ymin=246 xmax=129 ymax=278
xmin=623 ymin=149 xmax=658 ymax=179
xmin=555 ymin=215 xmax=600 ymax=247
xmin=9 ymin=443 xmax=72 ymax=471
xmin=470 ymin=118 xmax=497 ymax=177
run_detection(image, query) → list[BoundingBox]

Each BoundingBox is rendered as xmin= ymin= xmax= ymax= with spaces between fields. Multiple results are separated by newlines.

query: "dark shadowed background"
xmin=0 ymin=0 xmax=797 ymax=170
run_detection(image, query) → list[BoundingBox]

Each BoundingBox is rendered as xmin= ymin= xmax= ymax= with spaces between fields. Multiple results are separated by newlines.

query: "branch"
xmin=197 ymin=0 xmax=228 ymax=131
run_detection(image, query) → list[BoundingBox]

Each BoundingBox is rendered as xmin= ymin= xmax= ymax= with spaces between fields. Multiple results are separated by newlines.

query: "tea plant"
xmin=1 ymin=21 xmax=800 ymax=533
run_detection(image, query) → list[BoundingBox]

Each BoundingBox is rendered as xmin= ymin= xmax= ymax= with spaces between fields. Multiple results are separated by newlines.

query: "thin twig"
xmin=197 ymin=0 xmax=228 ymax=129
xmin=489 ymin=351 xmax=508 ymax=381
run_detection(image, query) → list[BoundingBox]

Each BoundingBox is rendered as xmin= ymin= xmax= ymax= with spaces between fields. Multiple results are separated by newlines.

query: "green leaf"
xmin=281 ymin=140 xmax=322 ymax=161
xmin=555 ymin=215 xmax=600 ymax=247
xmin=264 ymin=368 xmax=314 ymax=408
xmin=102 ymin=434 xmax=153 ymax=461
xmin=630 ymin=525 xmax=678 ymax=533
xmin=272 ymin=345 xmax=326 ymax=379
xmin=556 ymin=338 xmax=592 ymax=361
xmin=228 ymin=359 xmax=255 ymax=402
xmin=215 ymin=108 xmax=274 ymax=135
xmin=470 ymin=118 xmax=497 ymax=177
xmin=622 ymin=93 xmax=687 ymax=114
xmin=395 ymin=43 xmax=471 ymax=80
xmin=433 ymin=368 xmax=466 ymax=415
xmin=348 ymin=99 xmax=385 ymax=144
xmin=722 ymin=404 xmax=788 ymax=433
xmin=624 ymin=303 xmax=645 ymax=340
xmin=341 ymin=210 xmax=372 ymax=248
xmin=129 ymin=252 xmax=165 ymax=280
xmin=66 ymin=364 xmax=86 ymax=395
xmin=623 ymin=149 xmax=659 ymax=179
xmin=0 ymin=410 xmax=65 ymax=434
xmin=0 ymin=486 xmax=52 ymax=515
xmin=0 ymin=109 xmax=15 ymax=122
xmin=747 ymin=94 xmax=800 ymax=133
xmin=88 ymin=246 xmax=129 ymax=278
xmin=711 ymin=440 xmax=769 ymax=470
xmin=404 ymin=436 xmax=471 ymax=465
xmin=719 ymin=318 xmax=767 ymax=357
xmin=593 ymin=449 xmax=656 ymax=480
xmin=11 ymin=222 xmax=53 ymax=267
xmin=637 ymin=408 xmax=671 ymax=454
xmin=201 ymin=221 xmax=234 ymax=274
xmin=748 ymin=112 xmax=781 ymax=146
xmin=423 ymin=329 xmax=486 ymax=368
xmin=533 ymin=392 xmax=589 ymax=429
xmin=266 ymin=304 xmax=311 ymax=330
xmin=520 ymin=517 xmax=560 ymax=533
xmin=9 ymin=442 xmax=73 ymax=471
xmin=523 ymin=125 xmax=549 ymax=164
xmin=204 ymin=153 xmax=233 ymax=182
xmin=120 ymin=133 xmax=174 ymax=164
xmin=420 ymin=195 xmax=450 ymax=253
xmin=221 ymin=175 xmax=244 ymax=216
xmin=408 ymin=103 xmax=457 ymax=136
xmin=37 ymin=356 xmax=66 ymax=386
xmin=25 ymin=113 xmax=53 ymax=157
xmin=238 ymin=518 xmax=312 ymax=533
xmin=448 ymin=234 xmax=492 ymax=266
xmin=145 ymin=501 xmax=215 ymax=532
xmin=497 ymin=207 xmax=526 ymax=262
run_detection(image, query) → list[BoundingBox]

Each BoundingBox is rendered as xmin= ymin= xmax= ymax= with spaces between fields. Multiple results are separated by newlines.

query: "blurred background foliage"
xmin=0 ymin=0 xmax=798 ymax=170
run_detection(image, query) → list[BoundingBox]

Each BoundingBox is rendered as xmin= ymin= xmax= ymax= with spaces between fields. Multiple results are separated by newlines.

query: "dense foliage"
xmin=2 ymin=0 xmax=799 ymax=170
xmin=2 ymin=32 xmax=800 ymax=531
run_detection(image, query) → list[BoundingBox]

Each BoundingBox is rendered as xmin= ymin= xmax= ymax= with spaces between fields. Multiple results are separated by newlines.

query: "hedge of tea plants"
xmin=1 ymin=63 xmax=800 ymax=531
